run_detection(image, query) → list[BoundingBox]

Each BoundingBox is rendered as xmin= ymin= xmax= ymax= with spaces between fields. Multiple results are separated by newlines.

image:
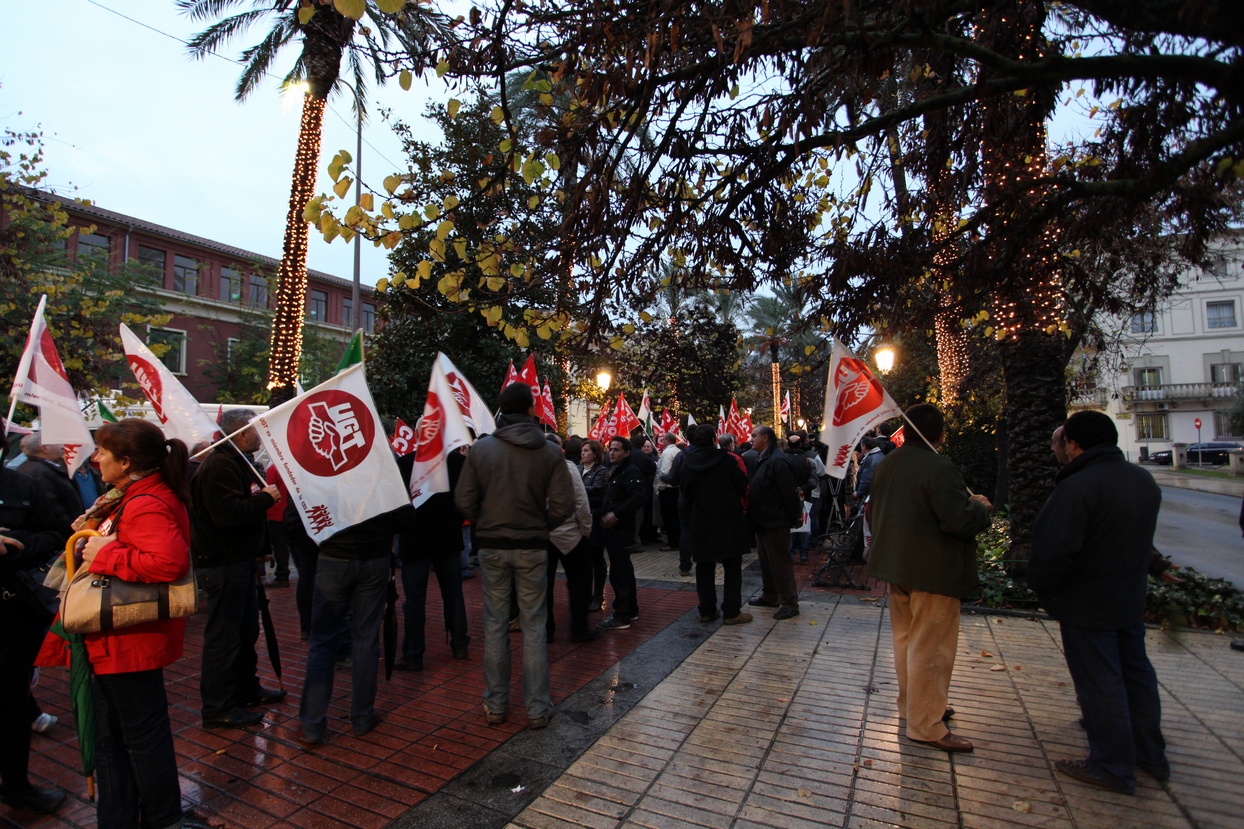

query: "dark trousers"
xmin=589 ymin=543 xmax=608 ymax=603
xmin=658 ymin=488 xmax=681 ymax=547
xmin=288 ymin=541 xmax=316 ymax=636
xmin=640 ymin=487 xmax=659 ymax=543
xmin=696 ymin=557 xmax=742 ymax=619
xmin=268 ymin=519 xmax=291 ymax=580
xmin=605 ymin=535 xmax=638 ymax=620
xmin=756 ymin=526 xmax=798 ymax=609
xmin=1060 ymin=622 xmax=1167 ymax=791
xmin=547 ymin=538 xmax=594 ymax=638
xmin=94 ymin=669 xmax=183 ymax=829
xmin=0 ymin=670 xmax=35 ymax=797
xmin=197 ymin=560 xmax=262 ymax=720
xmin=401 ymin=553 xmax=468 ymax=660
xmin=677 ymin=499 xmax=693 ymax=572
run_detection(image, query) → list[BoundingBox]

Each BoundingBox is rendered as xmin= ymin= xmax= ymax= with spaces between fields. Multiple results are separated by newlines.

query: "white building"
xmin=1078 ymin=234 xmax=1244 ymax=460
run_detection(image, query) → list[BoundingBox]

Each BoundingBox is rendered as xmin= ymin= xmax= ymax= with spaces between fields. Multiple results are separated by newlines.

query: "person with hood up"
xmin=679 ymin=425 xmax=752 ymax=625
xmin=455 ymin=383 xmax=576 ymax=729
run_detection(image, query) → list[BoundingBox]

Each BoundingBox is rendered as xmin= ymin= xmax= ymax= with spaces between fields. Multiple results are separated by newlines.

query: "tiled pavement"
xmin=12 ymin=546 xmax=1244 ymax=829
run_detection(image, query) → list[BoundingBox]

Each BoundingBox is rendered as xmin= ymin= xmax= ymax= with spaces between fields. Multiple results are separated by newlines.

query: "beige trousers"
xmin=888 ymin=584 xmax=960 ymax=741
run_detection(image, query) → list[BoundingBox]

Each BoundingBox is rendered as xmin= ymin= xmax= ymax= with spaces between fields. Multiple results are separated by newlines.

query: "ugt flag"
xmin=818 ymin=337 xmax=901 ymax=479
xmin=119 ymin=324 xmax=219 ymax=449
xmin=436 ymin=353 xmax=496 ymax=436
xmin=254 ymin=363 xmax=408 ymax=542
xmin=8 ymin=295 xmax=94 ymax=475
xmin=408 ymin=358 xmax=474 ymax=507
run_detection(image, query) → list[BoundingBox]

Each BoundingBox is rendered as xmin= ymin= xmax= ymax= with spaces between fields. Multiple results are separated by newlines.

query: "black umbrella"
xmin=255 ymin=574 xmax=284 ymax=690
xmin=383 ymin=563 xmax=398 ymax=680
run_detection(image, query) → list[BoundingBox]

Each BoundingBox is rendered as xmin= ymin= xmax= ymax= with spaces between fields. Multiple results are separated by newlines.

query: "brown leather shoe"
xmin=911 ymin=732 xmax=974 ymax=752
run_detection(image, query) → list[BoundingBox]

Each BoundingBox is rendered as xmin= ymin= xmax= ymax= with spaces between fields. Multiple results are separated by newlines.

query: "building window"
xmin=362 ymin=303 xmax=376 ymax=333
xmin=342 ymin=297 xmax=354 ymax=329
xmin=1215 ymin=411 xmax=1243 ymax=440
xmin=220 ymin=267 xmax=243 ymax=303
xmin=1130 ymin=310 xmax=1157 ymax=334
xmin=172 ymin=255 xmax=199 ymax=295
xmin=308 ymin=289 xmax=328 ymax=321
xmin=1133 ymin=367 xmax=1162 ymax=388
xmin=248 ymin=274 xmax=268 ymax=308
xmin=1211 ymin=363 xmax=1242 ymax=384
xmin=1135 ymin=413 xmax=1169 ymax=442
xmin=76 ymin=231 xmax=110 ymax=261
xmin=137 ymin=245 xmax=165 ymax=274
xmin=1207 ymin=300 xmax=1238 ymax=329
xmin=148 ymin=328 xmax=187 ymax=375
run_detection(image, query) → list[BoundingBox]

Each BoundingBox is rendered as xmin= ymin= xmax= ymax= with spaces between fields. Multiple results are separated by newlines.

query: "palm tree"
xmin=746 ymin=284 xmax=804 ymax=431
xmin=179 ymin=0 xmax=450 ymax=401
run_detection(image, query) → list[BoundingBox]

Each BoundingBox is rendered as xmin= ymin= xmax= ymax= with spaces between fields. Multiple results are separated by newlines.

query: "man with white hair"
xmin=17 ymin=433 xmax=80 ymax=531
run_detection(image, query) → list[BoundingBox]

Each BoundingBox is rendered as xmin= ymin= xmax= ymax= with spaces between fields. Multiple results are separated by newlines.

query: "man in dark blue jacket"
xmin=1030 ymin=410 xmax=1167 ymax=795
xmin=595 ymin=437 xmax=647 ymax=630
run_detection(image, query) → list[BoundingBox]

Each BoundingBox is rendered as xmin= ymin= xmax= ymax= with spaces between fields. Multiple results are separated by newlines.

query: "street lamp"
xmin=874 ymin=346 xmax=896 ymax=374
xmin=596 ymin=370 xmax=612 ymax=392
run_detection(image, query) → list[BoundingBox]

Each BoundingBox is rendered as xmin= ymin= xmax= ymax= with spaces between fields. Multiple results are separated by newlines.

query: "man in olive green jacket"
xmin=867 ymin=404 xmax=992 ymax=752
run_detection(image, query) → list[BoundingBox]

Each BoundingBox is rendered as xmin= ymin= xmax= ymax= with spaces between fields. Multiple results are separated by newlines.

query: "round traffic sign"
xmin=1194 ymin=417 xmax=1202 ymax=429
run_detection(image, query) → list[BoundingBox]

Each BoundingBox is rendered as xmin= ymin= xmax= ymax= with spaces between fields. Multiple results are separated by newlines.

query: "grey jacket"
xmin=455 ymin=414 xmax=576 ymax=549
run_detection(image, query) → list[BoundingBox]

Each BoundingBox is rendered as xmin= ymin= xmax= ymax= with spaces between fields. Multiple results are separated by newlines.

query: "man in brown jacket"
xmin=867 ymin=404 xmax=992 ymax=752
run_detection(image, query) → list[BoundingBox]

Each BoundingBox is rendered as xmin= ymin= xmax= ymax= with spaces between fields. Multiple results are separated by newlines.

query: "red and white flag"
xmin=725 ymin=398 xmax=744 ymax=438
xmin=781 ymin=391 xmax=791 ymax=423
xmin=406 ymin=359 xmax=476 ymax=507
xmin=517 ymin=355 xmax=540 ymax=397
xmin=254 ymin=363 xmax=408 ymax=541
xmin=8 ymin=295 xmax=94 ymax=475
xmin=538 ymin=379 xmax=557 ymax=427
xmin=891 ymin=425 xmax=906 ymax=447
xmin=659 ymin=408 xmax=680 ymax=440
xmin=611 ymin=393 xmax=641 ymax=440
xmin=818 ymin=337 xmax=902 ymax=479
xmin=119 ymin=324 xmax=220 ymax=450
xmin=500 ymin=360 xmax=519 ymax=395
xmin=437 ymin=353 xmax=496 ymax=436
xmin=588 ymin=400 xmax=613 ymax=442
xmin=716 ymin=405 xmax=727 ymax=437
xmin=738 ymin=412 xmax=754 ymax=443
xmin=390 ymin=417 xmax=416 ymax=456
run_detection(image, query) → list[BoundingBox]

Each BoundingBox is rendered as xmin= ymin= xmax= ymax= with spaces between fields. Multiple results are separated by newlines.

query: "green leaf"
xmin=447 ymin=98 xmax=461 ymax=119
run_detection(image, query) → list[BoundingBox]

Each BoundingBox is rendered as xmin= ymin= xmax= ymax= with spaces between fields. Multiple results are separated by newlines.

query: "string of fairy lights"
xmin=931 ymin=186 xmax=969 ymax=402
xmin=268 ymin=95 xmax=326 ymax=393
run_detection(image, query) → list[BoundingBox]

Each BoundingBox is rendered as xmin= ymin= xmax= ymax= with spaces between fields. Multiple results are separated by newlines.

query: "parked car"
xmin=1149 ymin=442 xmax=1242 ymax=466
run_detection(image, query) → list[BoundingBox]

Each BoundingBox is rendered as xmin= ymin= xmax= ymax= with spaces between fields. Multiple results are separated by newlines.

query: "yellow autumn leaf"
xmin=359 ymin=192 xmax=374 ymax=212
xmin=417 ymin=260 xmax=433 ymax=281
xmin=486 ymin=305 xmax=503 ymax=323
xmin=333 ymin=177 xmax=352 ymax=199
xmin=344 ymin=205 xmax=364 ymax=226
xmin=447 ymin=98 xmax=461 ymax=119
xmin=375 ymin=0 xmax=405 ymax=12
xmin=486 ymin=276 xmax=505 ymax=292
xmin=391 ymin=272 xmax=406 ymax=286
xmin=610 ymin=337 xmax=624 ymax=350
xmin=435 ymin=219 xmax=454 ymax=240
xmin=528 ymin=195 xmax=540 ymax=209
xmin=339 ymin=226 xmax=355 ymax=243
xmin=509 ymin=263 xmax=525 ymax=277
xmin=381 ymin=201 xmax=395 ymax=220
xmin=545 ymin=153 xmax=560 ymax=171
xmin=399 ymin=70 xmax=412 ymax=91
xmin=805 ymin=345 xmax=816 ymax=356
xmin=435 ymin=60 xmax=450 ymax=78
xmin=514 ymin=328 xmax=530 ymax=348
xmin=383 ymin=175 xmax=401 ymax=195
xmin=443 ymin=195 xmax=460 ymax=211
xmin=639 ymin=311 xmax=652 ymax=323
xmin=490 ymin=106 xmax=505 ymax=125
xmin=623 ymin=323 xmax=635 ymax=334
xmin=424 ymin=204 xmax=441 ymax=220
xmin=453 ymin=238 xmax=468 ymax=260
xmin=499 ymin=137 xmax=512 ymax=153
xmin=298 ymin=6 xmax=315 ymax=24
xmin=333 ymin=0 xmax=365 ymax=20
xmin=376 ymin=277 xmax=390 ymax=292
xmin=382 ymin=231 xmax=402 ymax=249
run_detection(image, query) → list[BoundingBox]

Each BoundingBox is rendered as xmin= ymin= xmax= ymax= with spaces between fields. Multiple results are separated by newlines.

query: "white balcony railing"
xmin=1121 ymin=382 xmax=1241 ymax=402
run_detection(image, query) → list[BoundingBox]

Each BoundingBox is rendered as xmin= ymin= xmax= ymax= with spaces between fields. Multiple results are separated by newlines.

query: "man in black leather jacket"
xmin=595 ymin=437 xmax=647 ymax=630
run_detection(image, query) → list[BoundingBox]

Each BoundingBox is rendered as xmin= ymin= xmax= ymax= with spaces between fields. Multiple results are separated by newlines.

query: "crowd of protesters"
xmin=1 ymin=390 xmax=1190 ymax=824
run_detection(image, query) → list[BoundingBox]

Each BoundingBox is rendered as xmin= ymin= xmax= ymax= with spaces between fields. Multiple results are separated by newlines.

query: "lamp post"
xmin=874 ymin=346 xmax=896 ymax=374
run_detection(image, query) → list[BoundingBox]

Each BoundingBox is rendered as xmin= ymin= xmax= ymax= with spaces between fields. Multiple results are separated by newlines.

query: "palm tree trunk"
xmin=268 ymin=93 xmax=326 ymax=403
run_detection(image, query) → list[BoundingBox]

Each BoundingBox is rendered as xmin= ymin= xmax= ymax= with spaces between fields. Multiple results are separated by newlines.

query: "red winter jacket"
xmin=85 ymin=473 xmax=191 ymax=675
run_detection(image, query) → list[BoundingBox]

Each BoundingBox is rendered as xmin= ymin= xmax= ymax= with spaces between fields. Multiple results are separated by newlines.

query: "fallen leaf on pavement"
xmin=981 ymin=650 xmax=992 ymax=657
xmin=1013 ymin=801 xmax=1031 ymax=813
xmin=990 ymin=665 xmax=1007 ymax=671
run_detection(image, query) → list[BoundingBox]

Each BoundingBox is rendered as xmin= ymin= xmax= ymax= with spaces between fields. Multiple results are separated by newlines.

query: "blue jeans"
xmin=401 ymin=553 xmax=468 ymax=660
xmin=197 ymin=561 xmax=262 ymax=720
xmin=1060 ymin=622 xmax=1167 ymax=791
xmin=94 ymin=669 xmax=184 ymax=829
xmin=299 ymin=555 xmax=389 ymax=739
xmin=478 ymin=547 xmax=549 ymax=719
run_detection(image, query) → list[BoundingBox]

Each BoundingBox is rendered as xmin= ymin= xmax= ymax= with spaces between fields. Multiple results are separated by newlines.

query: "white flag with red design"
xmin=781 ymin=391 xmax=790 ymax=423
xmin=8 ymin=295 xmax=94 ymax=476
xmin=818 ymin=337 xmax=902 ymax=479
xmin=390 ymin=417 xmax=416 ymax=456
xmin=407 ymin=358 xmax=475 ymax=508
xmin=253 ymin=363 xmax=409 ymax=542
xmin=538 ymin=379 xmax=557 ymax=427
xmin=119 ymin=324 xmax=220 ymax=450
xmin=437 ymin=353 xmax=496 ymax=436
xmin=716 ymin=405 xmax=727 ymax=437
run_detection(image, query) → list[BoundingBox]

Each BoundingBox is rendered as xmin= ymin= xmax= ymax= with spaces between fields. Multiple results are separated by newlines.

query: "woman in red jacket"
xmin=78 ymin=419 xmax=192 ymax=829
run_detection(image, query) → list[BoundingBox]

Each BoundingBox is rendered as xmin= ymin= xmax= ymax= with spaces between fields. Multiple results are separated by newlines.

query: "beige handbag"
xmin=61 ymin=497 xmax=201 ymax=634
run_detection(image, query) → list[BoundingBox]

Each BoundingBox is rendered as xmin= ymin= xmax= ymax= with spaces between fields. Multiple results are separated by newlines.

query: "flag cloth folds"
xmin=716 ymin=405 xmax=727 ymax=437
xmin=337 ymin=330 xmax=364 ymax=372
xmin=738 ymin=412 xmax=754 ymax=443
xmin=781 ymin=391 xmax=791 ymax=423
xmin=611 ymin=393 xmax=641 ymax=440
xmin=538 ymin=379 xmax=557 ymax=427
xmin=517 ymin=354 xmax=540 ymax=398
xmin=97 ymin=401 xmax=119 ymax=424
xmin=500 ymin=360 xmax=519 ymax=395
xmin=390 ymin=417 xmax=416 ymax=456
xmin=636 ymin=389 xmax=652 ymax=426
xmin=658 ymin=408 xmax=679 ymax=440
xmin=119 ymin=324 xmax=219 ymax=450
xmin=687 ymin=413 xmax=697 ymax=427
xmin=8 ymin=295 xmax=94 ymax=475
xmin=588 ymin=400 xmax=613 ymax=442
xmin=254 ymin=363 xmax=409 ymax=542
xmin=435 ymin=353 xmax=496 ymax=436
xmin=817 ymin=337 xmax=902 ymax=479
xmin=891 ymin=425 xmax=906 ymax=447
xmin=725 ymin=398 xmax=744 ymax=438
xmin=407 ymin=359 xmax=474 ymax=507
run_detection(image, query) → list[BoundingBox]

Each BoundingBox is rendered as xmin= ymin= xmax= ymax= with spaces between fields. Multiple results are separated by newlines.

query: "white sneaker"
xmin=32 ymin=713 xmax=57 ymax=733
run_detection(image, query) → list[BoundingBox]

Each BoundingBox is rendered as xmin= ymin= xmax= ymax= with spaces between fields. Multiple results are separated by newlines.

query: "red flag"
xmin=500 ymin=360 xmax=519 ymax=395
xmin=390 ymin=416 xmax=417 ymax=456
xmin=538 ymin=378 xmax=557 ymax=427
xmin=517 ymin=355 xmax=540 ymax=398
xmin=725 ymin=398 xmax=744 ymax=438
xmin=216 ymin=404 xmax=224 ymax=424
xmin=588 ymin=400 xmax=613 ymax=442
xmin=739 ymin=412 xmax=754 ymax=443
xmin=891 ymin=425 xmax=905 ymax=447
xmin=611 ymin=393 xmax=641 ymax=440
xmin=659 ymin=408 xmax=679 ymax=439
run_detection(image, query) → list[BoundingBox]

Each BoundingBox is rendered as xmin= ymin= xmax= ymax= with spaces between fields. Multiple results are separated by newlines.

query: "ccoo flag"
xmin=818 ymin=337 xmax=902 ymax=479
xmin=8 ymin=295 xmax=94 ymax=475
xmin=254 ymin=363 xmax=408 ymax=542
xmin=407 ymin=358 xmax=474 ymax=507
xmin=119 ymin=324 xmax=220 ymax=450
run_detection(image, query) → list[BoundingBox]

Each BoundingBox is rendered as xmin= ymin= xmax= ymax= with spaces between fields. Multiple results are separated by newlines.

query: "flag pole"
xmin=190 ymin=421 xmax=269 ymax=488
xmin=897 ymin=411 xmax=976 ymax=497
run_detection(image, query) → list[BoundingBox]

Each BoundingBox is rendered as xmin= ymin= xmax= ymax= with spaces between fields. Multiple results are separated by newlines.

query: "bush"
xmin=967 ymin=515 xmax=1244 ymax=632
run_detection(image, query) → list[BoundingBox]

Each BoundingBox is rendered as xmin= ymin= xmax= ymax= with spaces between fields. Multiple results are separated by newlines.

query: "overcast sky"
xmin=2 ymin=0 xmax=453 ymax=286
